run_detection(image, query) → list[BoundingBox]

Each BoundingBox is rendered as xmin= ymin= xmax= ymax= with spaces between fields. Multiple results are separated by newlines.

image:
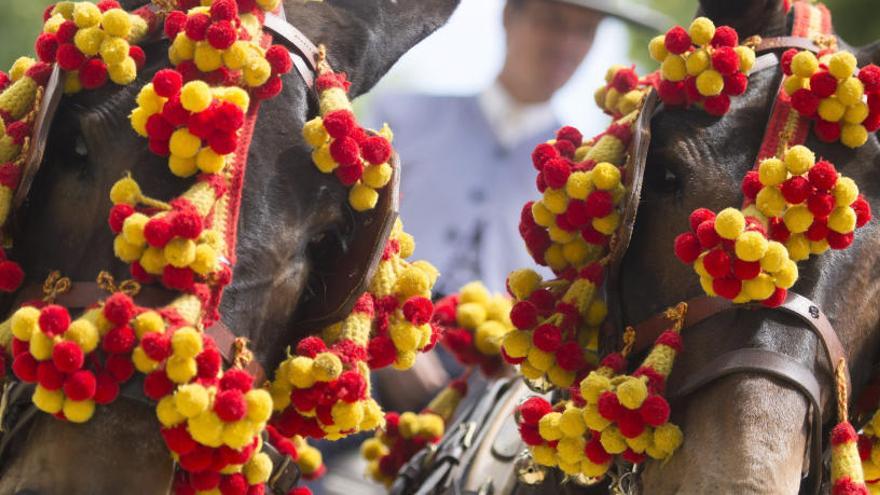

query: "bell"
xmin=514 ymin=451 xmax=548 ymax=485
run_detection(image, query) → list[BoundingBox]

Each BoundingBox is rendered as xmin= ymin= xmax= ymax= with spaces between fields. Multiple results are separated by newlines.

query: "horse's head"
xmin=616 ymin=1 xmax=880 ymax=492
xmin=0 ymin=0 xmax=458 ymax=493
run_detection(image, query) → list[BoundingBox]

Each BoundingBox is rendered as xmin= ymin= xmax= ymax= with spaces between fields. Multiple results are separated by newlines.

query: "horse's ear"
xmin=858 ymin=41 xmax=880 ymax=67
xmin=697 ymin=0 xmax=787 ymax=38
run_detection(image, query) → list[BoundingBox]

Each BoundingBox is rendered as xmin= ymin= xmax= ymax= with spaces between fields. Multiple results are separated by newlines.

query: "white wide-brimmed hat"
xmin=552 ymin=0 xmax=674 ymax=33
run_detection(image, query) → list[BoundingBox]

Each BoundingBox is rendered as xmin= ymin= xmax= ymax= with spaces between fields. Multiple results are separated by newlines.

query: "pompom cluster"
xmin=500 ymin=268 xmax=605 ymax=389
xmin=858 ymin=412 xmax=880 ymax=491
xmin=744 ymin=145 xmax=872 ymax=261
xmin=434 ymin=281 xmax=514 ymax=377
xmin=304 ymin=71 xmax=396 ymax=211
xmin=650 ymin=17 xmax=755 ymax=116
xmin=266 ymin=426 xmax=326 ymax=481
xmin=38 ymin=1 xmax=151 ymax=92
xmin=130 ymin=72 xmax=249 ymax=177
xmin=361 ymin=380 xmax=465 ymax=487
xmin=594 ymin=65 xmax=646 ymax=119
xmin=165 ymin=0 xmax=292 ymax=100
xmin=674 ymin=207 xmax=796 ymax=306
xmin=783 ymin=48 xmax=880 ymax=148
xmin=828 ymin=420 xmax=870 ymax=495
xmin=517 ymin=315 xmax=685 ymax=480
xmin=523 ymin=124 xmax=631 ymax=276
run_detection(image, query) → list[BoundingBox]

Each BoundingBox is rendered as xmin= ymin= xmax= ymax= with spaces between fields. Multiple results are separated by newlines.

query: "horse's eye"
xmin=646 ymin=163 xmax=680 ymax=195
xmin=74 ymin=135 xmax=88 ymax=158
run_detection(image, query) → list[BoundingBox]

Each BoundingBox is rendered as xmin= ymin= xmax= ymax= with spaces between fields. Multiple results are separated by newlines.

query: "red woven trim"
xmin=791 ymin=2 xmax=813 ymax=37
xmin=0 ymin=163 xmax=21 ymax=189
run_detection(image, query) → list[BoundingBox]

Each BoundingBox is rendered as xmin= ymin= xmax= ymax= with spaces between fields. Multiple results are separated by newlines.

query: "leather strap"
xmin=670 ymin=348 xmax=824 ymax=494
xmin=755 ymin=35 xmax=826 ymax=54
xmin=262 ymin=438 xmax=302 ymax=495
xmin=264 ymin=11 xmax=318 ymax=88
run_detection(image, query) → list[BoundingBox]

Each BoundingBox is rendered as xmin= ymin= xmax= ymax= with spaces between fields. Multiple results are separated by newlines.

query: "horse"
xmin=387 ymin=1 xmax=880 ymax=494
xmin=0 ymin=0 xmax=459 ymax=493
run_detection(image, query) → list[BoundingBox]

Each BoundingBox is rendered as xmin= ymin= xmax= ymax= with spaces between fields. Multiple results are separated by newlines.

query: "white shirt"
xmin=478 ymin=81 xmax=558 ymax=151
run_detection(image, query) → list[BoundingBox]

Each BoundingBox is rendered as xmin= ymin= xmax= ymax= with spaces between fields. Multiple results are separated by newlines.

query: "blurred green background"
xmin=1 ymin=0 xmax=878 ymax=72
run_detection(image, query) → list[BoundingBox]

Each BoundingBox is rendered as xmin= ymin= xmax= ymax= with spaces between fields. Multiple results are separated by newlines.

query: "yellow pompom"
xmin=110 ymin=176 xmax=141 ymax=205
xmin=122 ymin=212 xmax=148 ymax=246
xmin=459 ymin=281 xmax=490 ymax=305
xmin=531 ymin=444 xmax=558 ymax=467
xmin=9 ymin=57 xmax=35 ymax=81
xmin=774 ymin=259 xmax=799 ymax=289
xmin=135 ymin=84 xmax=164 ymax=114
xmin=653 ymin=423 xmax=684 ymax=455
xmin=29 ymin=331 xmax=54 ymax=361
xmin=844 ymin=102 xmax=869 ymax=125
xmin=157 ymin=396 xmax=185 ymax=427
xmin=784 ymin=145 xmax=815 ymax=175
xmin=714 ymin=207 xmax=745 ymax=240
xmin=542 ymin=188 xmax=568 ymax=214
xmin=696 ymin=70 xmax=724 ymax=97
xmin=791 ymin=51 xmax=819 ymax=78
xmin=758 ymin=158 xmax=787 ymax=186
xmin=222 ymin=41 xmax=250 ymax=70
xmin=363 ymin=163 xmax=393 ymax=189
xmin=756 ymin=186 xmax=786 ymax=218
xmin=132 ymin=346 xmax=158 ymax=373
xmin=519 ymin=360 xmax=543 ymax=380
xmin=244 ymin=58 xmax=272 ymax=87
xmin=297 ymin=445 xmax=324 ymax=474
xmin=688 ymin=17 xmax=715 ymax=45
xmin=189 ymin=411 xmax=224 ymax=447
xmin=527 ymin=347 xmax=555 ymax=372
xmin=592 ymin=162 xmax=621 ymax=190
xmin=140 ymin=247 xmax=167 ymax=275
xmin=507 ymin=269 xmax=542 ymax=300
xmin=474 ymin=321 xmax=507 ymax=355
xmin=169 ymin=33 xmax=194 ymax=64
xmin=196 ymin=148 xmax=227 ymax=174
xmin=760 ymin=241 xmax=788 ymax=273
xmin=818 ymin=98 xmax=846 ymax=123
xmin=736 ymin=46 xmax=756 ymax=73
xmin=164 ymin=238 xmax=197 ymax=268
xmin=626 ymin=429 xmax=652 ymax=454
xmin=63 ymin=399 xmax=96 ymax=423
xmin=175 ymin=383 xmax=210 ymax=418
xmin=580 ymin=372 xmax=611 ymax=402
xmin=331 ymin=401 xmax=364 ymax=431
xmin=11 ymin=306 xmax=40 ymax=341
xmin=833 ymin=177 xmax=859 ymax=207
xmin=349 ymin=184 xmax=379 ymax=212
xmin=538 ymin=412 xmax=563 ymax=441
xmin=181 ymin=81 xmax=213 ymax=113
xmin=661 ymin=55 xmax=687 ymax=82
xmin=686 ymin=49 xmax=710 ymax=76
xmin=592 ymin=211 xmax=620 ymax=236
xmin=114 ymin=235 xmax=144 ymax=262
xmin=99 ymin=37 xmax=129 ymax=65
xmin=734 ymin=230 xmax=769 ymax=262
xmin=616 ymin=377 xmax=648 ymax=410
xmin=361 ymin=437 xmax=387 ymax=461
xmin=557 ymin=436 xmax=586 ymax=464
xmin=109 ymin=57 xmax=137 ymax=86
xmin=828 ymin=206 xmax=857 ymax=234
xmin=837 ymin=77 xmax=865 ymax=107
xmin=829 ymin=51 xmax=858 ymax=80
xmin=194 ymin=42 xmax=223 ymax=73
xmin=581 ymin=458 xmax=611 ymax=478
xmin=786 ymin=234 xmax=810 ymax=261
xmin=419 ymin=413 xmax=445 ymax=439
xmin=65 ymin=319 xmax=99 ymax=354
xmin=130 ymin=107 xmax=150 ymax=137
xmin=743 ymin=273 xmax=776 ymax=300
xmin=73 ymin=2 xmax=101 ymax=28
xmin=169 ymin=129 xmax=202 ymax=159
xmin=783 ymin=205 xmax=814 ymax=234
xmin=245 ymin=389 xmax=273 ymax=423
xmin=841 ymin=124 xmax=869 ymax=149
xmin=312 ymin=145 xmax=337 ymax=173
xmin=74 ymin=27 xmax=105 ymax=56
xmin=222 ymin=420 xmax=258 ymax=449
xmin=547 ymin=365 xmax=576 ymax=388
xmin=172 ymin=327 xmax=203 ymax=359
xmin=389 ymin=321 xmax=421 ymax=353
xmin=288 ymin=356 xmax=316 ymax=389
xmin=559 ymin=407 xmax=587 ymax=438
xmin=33 ymin=385 xmax=64 ymax=414
xmin=783 ymin=75 xmax=808 ymax=96
xmin=649 ymin=35 xmax=668 ymax=62
xmin=166 ymin=355 xmax=198 ymax=384
xmin=502 ymin=330 xmax=531 ymax=358
xmin=312 ymin=352 xmax=343 ymax=382
xmin=396 ymin=266 xmax=431 ymax=298
xmin=600 ymin=426 xmax=627 ymax=454
xmin=101 ymin=9 xmax=132 ymax=38
xmin=810 ymin=239 xmax=830 ymax=255
xmin=191 ymin=244 xmax=217 ymax=275
xmin=218 ymin=87 xmax=250 ymax=111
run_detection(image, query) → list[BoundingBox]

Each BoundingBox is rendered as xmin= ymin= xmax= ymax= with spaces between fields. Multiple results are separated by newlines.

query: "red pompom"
xmin=103 ymin=325 xmax=136 ymax=354
xmin=162 ymin=425 xmax=198 ymax=455
xmin=828 ymin=230 xmax=854 ymax=249
xmin=141 ymin=332 xmax=172 ymax=361
xmin=39 ymin=305 xmax=70 ymax=336
xmin=741 ymin=170 xmax=762 ymax=200
xmin=145 ymin=114 xmax=174 ymax=142
xmin=711 ymin=25 xmax=739 ymax=47
xmin=219 ymin=473 xmax=248 ymax=495
xmin=853 ymin=196 xmax=872 ymax=227
xmin=153 ymin=69 xmax=183 ymax=98
xmin=733 ymin=258 xmax=760 ymax=280
xmin=161 ymin=94 xmax=191 ymax=126
xmin=0 ymin=72 xmax=9 ymax=92
xmin=554 ymin=139 xmax=575 ymax=159
xmin=555 ymin=341 xmax=585 ymax=371
xmin=247 ymin=485 xmax=266 ymax=495
xmin=63 ymin=370 xmax=97 ymax=401
xmin=703 ymin=94 xmax=731 ymax=116
xmin=207 ymin=130 xmax=238 ymax=155
xmin=37 ymin=361 xmax=64 ymax=390
xmin=402 ymin=297 xmax=432 ymax=325
xmin=713 ymin=277 xmax=742 ymax=299
xmin=510 ymin=301 xmax=538 ymax=330
xmin=185 ymin=13 xmax=212 ymax=41
xmin=814 ymin=119 xmax=842 ymax=142
xmin=206 ymin=20 xmax=237 ymax=50
xmin=103 ymin=292 xmax=135 ymax=326
xmin=832 ymin=478 xmax=869 ymax=495
xmin=673 ymin=232 xmax=701 ymax=264
xmin=541 ymin=158 xmax=571 ymax=189
xmin=518 ymin=397 xmax=552 ymax=425
xmin=12 ymin=353 xmax=38 ymax=382
xmin=655 ymin=330 xmax=683 ymax=351
xmin=144 ymin=217 xmax=173 ymax=248
xmin=657 ymin=79 xmax=686 ymax=106
xmin=611 ymin=68 xmax=639 ymax=93
xmin=265 ymin=45 xmax=292 ymax=76
xmin=531 ymin=143 xmax=559 ymax=170
xmin=831 ymin=421 xmax=859 ymax=446
xmin=97 ymin=0 xmax=122 ymax=11
xmin=212 ymin=101 xmax=244 ymax=134
xmin=585 ymin=435 xmax=612 ymax=464
xmin=808 ymin=160 xmax=837 ymax=191
xmin=532 ymin=323 xmax=562 ymax=353
xmin=35 ymin=33 xmax=59 ymax=63
xmin=162 ymin=265 xmax=195 ymax=291
xmin=367 ymin=335 xmax=397 ymax=369
xmin=52 ymin=341 xmax=85 ymax=373
xmin=94 ymin=373 xmax=120 ymax=404
xmin=0 ymin=261 xmax=24 ymax=292
xmin=171 ymin=210 xmax=203 ymax=240
xmin=219 ymin=368 xmax=253 ymax=393
xmin=639 ymin=395 xmax=670 ymax=426
xmin=597 ymin=391 xmax=622 ymax=420
xmin=710 ymin=46 xmax=740 ymax=75
xmin=781 ymin=49 xmax=797 ymax=76
xmin=295 ymin=336 xmax=327 ymax=359
xmin=105 ymin=354 xmax=134 ymax=382
xmin=196 ymin=347 xmax=222 ymax=379
xmin=556 ymin=126 xmax=584 ymax=146
xmin=685 ymin=76 xmax=702 ymax=103
xmin=328 ymin=136 xmax=360 ymax=167
xmin=584 ymin=190 xmax=613 ymax=218
xmin=322 ymin=110 xmax=356 ymax=139
xmin=780 ymin=176 xmax=810 ymax=204
xmin=703 ymin=248 xmax=730 ymax=278
xmin=214 ymin=389 xmax=247 ymax=422
xmin=791 ymin=88 xmax=820 ymax=117
xmin=179 ymin=445 xmax=215 ymax=472
xmin=767 ymin=217 xmax=790 ymax=242
xmin=54 ymin=21 xmax=78 ymax=44
xmin=361 ymin=136 xmax=392 ymax=165
xmin=859 ymin=64 xmax=880 ymax=94
xmin=210 ymin=0 xmax=238 ymax=21
xmin=807 ymin=192 xmax=834 ymax=219
xmin=144 ymin=370 xmax=174 ymax=400
xmin=165 ymin=11 xmax=188 ymax=38
xmin=810 ymin=71 xmax=838 ymax=98
xmin=148 ymin=138 xmax=170 ymax=157
xmin=617 ymin=408 xmax=646 ymax=438
xmin=689 ymin=208 xmax=716 ymax=231
xmin=128 ymin=45 xmax=145 ymax=70
xmin=79 ymin=59 xmax=108 ymax=90
xmin=664 ymin=26 xmax=692 ymax=55
xmin=724 ymin=72 xmax=748 ymax=96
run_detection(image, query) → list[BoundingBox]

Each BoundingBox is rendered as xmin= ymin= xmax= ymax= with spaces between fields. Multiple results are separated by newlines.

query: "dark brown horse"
xmin=0 ymin=1 xmax=459 ymax=493
xmin=389 ymin=1 xmax=880 ymax=494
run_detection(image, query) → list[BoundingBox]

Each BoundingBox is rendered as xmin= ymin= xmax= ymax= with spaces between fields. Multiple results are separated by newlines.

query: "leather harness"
xmin=0 ymin=4 xmax=374 ymax=494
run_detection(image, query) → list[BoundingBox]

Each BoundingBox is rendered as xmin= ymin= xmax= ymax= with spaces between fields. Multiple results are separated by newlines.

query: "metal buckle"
xmin=459 ymin=421 xmax=477 ymax=449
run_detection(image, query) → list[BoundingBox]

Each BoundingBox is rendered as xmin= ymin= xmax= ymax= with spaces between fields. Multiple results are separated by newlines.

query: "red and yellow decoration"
xmin=782 ymin=48 xmax=880 ymax=148
xmin=651 ymin=17 xmax=755 ymax=116
xmin=434 ymin=281 xmax=514 ymax=377
xmin=830 ymin=359 xmax=870 ymax=495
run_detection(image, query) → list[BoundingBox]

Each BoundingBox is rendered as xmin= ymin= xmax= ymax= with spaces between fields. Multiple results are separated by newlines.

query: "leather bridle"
xmin=603 ymin=33 xmax=852 ymax=495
